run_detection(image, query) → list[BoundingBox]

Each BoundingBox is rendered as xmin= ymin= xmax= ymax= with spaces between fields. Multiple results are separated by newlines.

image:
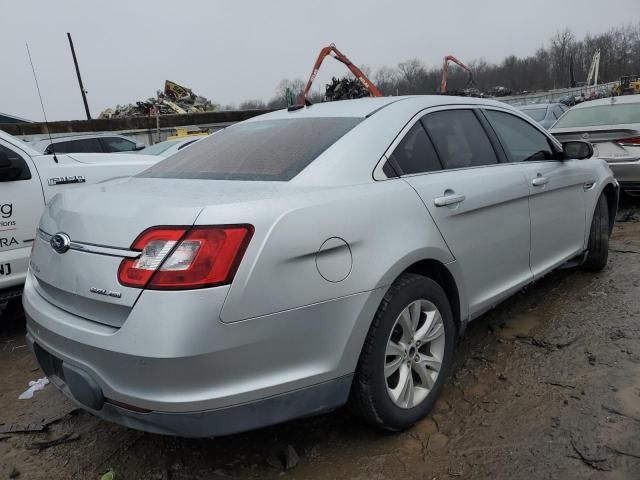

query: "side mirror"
xmin=562 ymin=141 xmax=593 ymax=160
xmin=134 ymin=143 xmax=146 ymax=151
xmin=0 ymin=147 xmax=31 ymax=182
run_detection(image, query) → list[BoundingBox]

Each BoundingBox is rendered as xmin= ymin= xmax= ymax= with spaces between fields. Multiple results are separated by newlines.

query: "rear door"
xmin=393 ymin=107 xmax=532 ymax=317
xmin=483 ymin=108 xmax=589 ymax=277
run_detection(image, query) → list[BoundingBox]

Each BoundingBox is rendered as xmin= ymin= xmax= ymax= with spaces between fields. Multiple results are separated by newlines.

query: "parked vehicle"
xmin=32 ymin=133 xmax=145 ymax=155
xmin=136 ymin=137 xmax=203 ymax=158
xmin=0 ymin=130 xmax=160 ymax=307
xmin=518 ymin=103 xmax=568 ymax=129
xmin=550 ymin=95 xmax=640 ymax=196
xmin=24 ymin=96 xmax=618 ymax=438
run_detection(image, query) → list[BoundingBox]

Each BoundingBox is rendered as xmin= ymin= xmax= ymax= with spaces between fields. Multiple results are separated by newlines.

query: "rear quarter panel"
xmin=203 ymin=179 xmax=455 ymax=323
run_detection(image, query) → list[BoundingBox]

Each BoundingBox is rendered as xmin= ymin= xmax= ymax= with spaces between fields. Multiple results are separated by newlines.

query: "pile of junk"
xmin=99 ymin=80 xmax=217 ymax=118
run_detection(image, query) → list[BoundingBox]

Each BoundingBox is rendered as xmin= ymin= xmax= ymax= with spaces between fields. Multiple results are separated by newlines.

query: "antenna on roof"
xmin=26 ymin=43 xmax=58 ymax=163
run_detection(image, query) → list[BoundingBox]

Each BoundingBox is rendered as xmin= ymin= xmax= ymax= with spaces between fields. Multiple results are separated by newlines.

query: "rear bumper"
xmin=23 ymin=270 xmax=385 ymax=435
xmin=27 ymin=337 xmax=352 ymax=437
xmin=608 ymin=160 xmax=640 ymax=192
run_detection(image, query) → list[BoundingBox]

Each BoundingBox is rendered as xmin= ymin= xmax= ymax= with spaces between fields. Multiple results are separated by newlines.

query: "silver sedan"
xmin=24 ymin=96 xmax=618 ymax=437
xmin=551 ymin=94 xmax=640 ymax=196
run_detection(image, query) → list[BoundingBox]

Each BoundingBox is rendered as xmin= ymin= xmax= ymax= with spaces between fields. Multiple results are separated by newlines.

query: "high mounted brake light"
xmin=617 ymin=137 xmax=640 ymax=147
xmin=118 ymin=225 xmax=253 ymax=290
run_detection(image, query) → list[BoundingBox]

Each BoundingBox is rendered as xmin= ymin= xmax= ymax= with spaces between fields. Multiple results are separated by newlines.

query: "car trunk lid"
xmin=31 ymin=177 xmax=293 ymax=327
xmin=551 ymin=125 xmax=640 ymax=162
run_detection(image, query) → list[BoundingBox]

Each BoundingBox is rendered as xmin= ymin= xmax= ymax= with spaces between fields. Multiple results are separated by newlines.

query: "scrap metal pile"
xmin=324 ymin=77 xmax=371 ymax=101
xmin=99 ymin=80 xmax=217 ymax=119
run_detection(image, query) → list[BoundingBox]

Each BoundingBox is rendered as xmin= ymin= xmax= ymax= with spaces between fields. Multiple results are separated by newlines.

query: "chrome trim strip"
xmin=38 ymin=229 xmax=140 ymax=258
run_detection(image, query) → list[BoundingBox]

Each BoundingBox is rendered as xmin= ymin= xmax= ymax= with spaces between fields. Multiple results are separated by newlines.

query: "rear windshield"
xmin=553 ymin=103 xmax=640 ymax=128
xmin=139 ymin=117 xmax=362 ymax=181
xmin=520 ymin=107 xmax=547 ymax=122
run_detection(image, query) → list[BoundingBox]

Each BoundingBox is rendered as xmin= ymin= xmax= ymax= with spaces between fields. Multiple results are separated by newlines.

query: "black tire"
xmin=349 ymin=273 xmax=456 ymax=431
xmin=583 ymin=194 xmax=610 ymax=272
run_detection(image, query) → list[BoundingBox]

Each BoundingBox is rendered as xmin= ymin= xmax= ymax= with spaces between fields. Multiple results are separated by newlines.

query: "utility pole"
xmin=67 ymin=33 xmax=91 ymax=120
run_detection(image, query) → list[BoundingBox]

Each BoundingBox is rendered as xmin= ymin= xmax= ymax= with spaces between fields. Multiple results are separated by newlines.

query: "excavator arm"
xmin=300 ymin=44 xmax=382 ymax=104
xmin=441 ymin=55 xmax=474 ymax=94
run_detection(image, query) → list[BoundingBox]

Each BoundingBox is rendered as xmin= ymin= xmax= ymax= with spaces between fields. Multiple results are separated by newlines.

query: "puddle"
xmin=498 ymin=311 xmax=542 ymax=338
xmin=616 ymin=365 xmax=640 ymax=419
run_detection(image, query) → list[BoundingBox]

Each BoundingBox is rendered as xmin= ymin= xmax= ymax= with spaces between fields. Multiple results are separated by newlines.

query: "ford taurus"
xmin=24 ymin=96 xmax=618 ymax=437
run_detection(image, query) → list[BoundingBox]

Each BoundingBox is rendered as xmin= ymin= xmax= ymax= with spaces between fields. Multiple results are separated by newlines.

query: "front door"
xmin=482 ymin=108 xmax=588 ymax=277
xmin=0 ymin=141 xmax=45 ymax=290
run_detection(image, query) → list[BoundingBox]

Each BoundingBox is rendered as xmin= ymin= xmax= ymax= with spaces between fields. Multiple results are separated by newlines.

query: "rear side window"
xmin=101 ymin=137 xmax=136 ymax=152
xmin=422 ymin=110 xmax=498 ymax=169
xmin=50 ymin=138 xmax=104 ymax=154
xmin=484 ymin=110 xmax=556 ymax=162
xmin=140 ymin=117 xmax=362 ymax=181
xmin=388 ymin=122 xmax=441 ymax=175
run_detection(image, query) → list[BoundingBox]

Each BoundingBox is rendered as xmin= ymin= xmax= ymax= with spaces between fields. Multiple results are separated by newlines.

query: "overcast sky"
xmin=1 ymin=0 xmax=639 ymax=121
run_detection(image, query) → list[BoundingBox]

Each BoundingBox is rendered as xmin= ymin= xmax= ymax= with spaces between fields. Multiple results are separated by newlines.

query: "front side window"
xmin=422 ymin=110 xmax=498 ymax=170
xmin=387 ymin=122 xmax=441 ymax=176
xmin=102 ymin=137 xmax=136 ymax=152
xmin=484 ymin=110 xmax=557 ymax=162
xmin=140 ymin=117 xmax=362 ymax=181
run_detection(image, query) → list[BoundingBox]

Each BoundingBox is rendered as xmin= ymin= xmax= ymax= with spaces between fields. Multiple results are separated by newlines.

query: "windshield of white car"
xmin=139 ymin=117 xmax=362 ymax=181
xmin=520 ymin=107 xmax=547 ymax=122
xmin=553 ymin=103 xmax=640 ymax=128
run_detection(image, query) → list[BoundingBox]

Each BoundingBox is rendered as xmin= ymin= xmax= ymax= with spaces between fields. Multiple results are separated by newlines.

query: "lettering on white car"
xmin=48 ymin=176 xmax=86 ymax=186
xmin=0 ymin=237 xmax=19 ymax=248
xmin=0 ymin=263 xmax=10 ymax=276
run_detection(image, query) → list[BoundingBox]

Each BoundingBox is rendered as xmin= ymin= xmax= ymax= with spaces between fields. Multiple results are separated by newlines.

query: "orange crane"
xmin=299 ymin=44 xmax=382 ymax=105
xmin=440 ymin=55 xmax=474 ymax=94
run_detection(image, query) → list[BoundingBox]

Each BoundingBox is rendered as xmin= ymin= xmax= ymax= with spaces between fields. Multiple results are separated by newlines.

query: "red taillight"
xmin=118 ymin=225 xmax=253 ymax=290
xmin=617 ymin=137 xmax=640 ymax=147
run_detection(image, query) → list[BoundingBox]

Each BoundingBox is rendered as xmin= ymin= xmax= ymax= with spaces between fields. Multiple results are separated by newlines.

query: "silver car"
xmin=518 ymin=103 xmax=568 ymax=129
xmin=550 ymin=95 xmax=640 ymax=196
xmin=24 ymin=96 xmax=618 ymax=437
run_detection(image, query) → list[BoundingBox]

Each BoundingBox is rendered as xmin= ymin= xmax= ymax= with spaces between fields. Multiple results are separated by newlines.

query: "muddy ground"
xmin=1 ymin=201 xmax=639 ymax=480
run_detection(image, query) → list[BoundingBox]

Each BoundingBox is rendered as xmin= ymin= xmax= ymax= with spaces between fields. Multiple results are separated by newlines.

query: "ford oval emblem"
xmin=50 ymin=232 xmax=71 ymax=254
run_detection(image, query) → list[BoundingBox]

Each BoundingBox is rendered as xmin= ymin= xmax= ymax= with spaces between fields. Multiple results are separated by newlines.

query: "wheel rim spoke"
xmin=423 ymin=311 xmax=444 ymax=343
xmin=397 ymin=308 xmax=414 ymax=342
xmin=414 ymin=353 xmax=441 ymax=389
xmin=385 ymin=354 xmax=403 ymax=378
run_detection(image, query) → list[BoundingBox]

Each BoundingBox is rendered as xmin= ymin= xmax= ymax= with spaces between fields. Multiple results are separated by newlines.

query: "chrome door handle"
xmin=434 ymin=193 xmax=466 ymax=207
xmin=531 ymin=176 xmax=549 ymax=187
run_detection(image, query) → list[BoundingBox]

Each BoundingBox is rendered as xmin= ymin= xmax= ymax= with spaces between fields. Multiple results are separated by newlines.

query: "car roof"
xmin=0 ymin=129 xmax=43 ymax=157
xmin=250 ymin=95 xmax=514 ymax=121
xmin=518 ymin=103 xmax=555 ymax=110
xmin=570 ymin=94 xmax=640 ymax=109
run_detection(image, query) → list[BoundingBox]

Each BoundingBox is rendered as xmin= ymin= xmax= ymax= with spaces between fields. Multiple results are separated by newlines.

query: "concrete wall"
xmin=0 ymin=109 xmax=272 ymax=145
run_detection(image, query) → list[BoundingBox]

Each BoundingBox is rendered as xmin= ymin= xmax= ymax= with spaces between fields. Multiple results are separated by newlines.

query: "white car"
xmin=0 ymin=130 xmax=160 ymax=307
xmin=136 ymin=137 xmax=204 ymax=158
xmin=32 ymin=133 xmax=145 ymax=155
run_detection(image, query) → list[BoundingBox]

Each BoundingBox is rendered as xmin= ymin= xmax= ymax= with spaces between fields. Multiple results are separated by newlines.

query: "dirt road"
xmin=1 ymin=206 xmax=639 ymax=480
